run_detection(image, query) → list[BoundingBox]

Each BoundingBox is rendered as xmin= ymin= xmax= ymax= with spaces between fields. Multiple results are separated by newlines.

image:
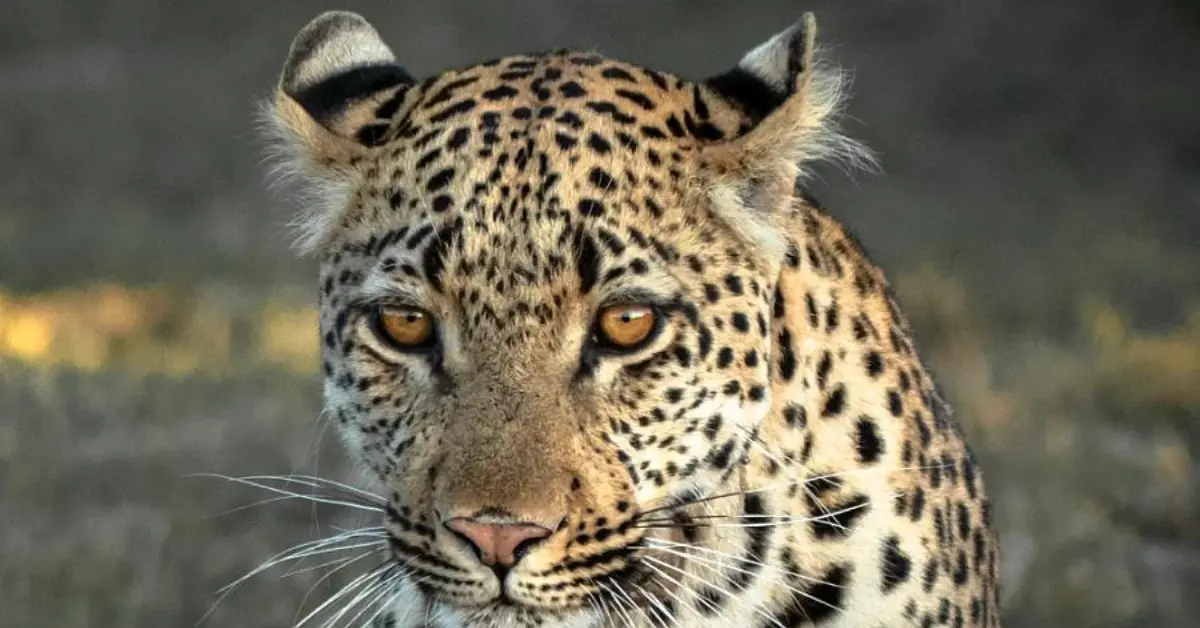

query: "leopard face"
xmin=266 ymin=10 xmax=1000 ymax=628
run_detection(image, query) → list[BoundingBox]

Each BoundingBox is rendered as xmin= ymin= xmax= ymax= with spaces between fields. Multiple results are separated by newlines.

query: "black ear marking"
xmin=278 ymin=11 xmax=415 ymax=137
xmin=704 ymin=12 xmax=819 ymax=125
xmin=290 ymin=64 xmax=414 ymax=128
xmin=705 ymin=68 xmax=787 ymax=126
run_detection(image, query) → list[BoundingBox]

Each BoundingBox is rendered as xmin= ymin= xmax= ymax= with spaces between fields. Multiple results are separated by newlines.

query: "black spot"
xmin=821 ymin=385 xmax=846 ymax=417
xmin=731 ymin=312 xmax=750 ymax=332
xmin=588 ymin=133 xmax=612 ymax=154
xmin=574 ymin=229 xmax=601 ymax=294
xmin=482 ymin=84 xmax=519 ymax=100
xmin=881 ymin=536 xmax=912 ymax=592
xmin=355 ymin=123 xmax=390 ymax=146
xmin=953 ymin=550 xmax=969 ymax=585
xmin=697 ymin=325 xmax=713 ymax=357
xmin=777 ymin=329 xmax=797 ymax=381
xmin=429 ymin=98 xmax=478 ymax=123
xmin=864 ymin=351 xmax=883 ymax=377
xmin=769 ymin=563 xmax=849 ymax=625
xmin=431 ymin=195 xmax=453 ymax=213
xmin=446 ymin=127 xmax=470 ymax=149
xmin=559 ymin=81 xmax=587 ymax=98
xmin=707 ymin=439 xmax=736 ymax=470
xmin=855 ymin=417 xmax=884 ymax=463
xmin=426 ymin=167 xmax=455 ymax=192
xmin=922 ymin=558 xmax=939 ymax=592
xmin=578 ymin=199 xmax=605 ymax=217
xmin=554 ymin=133 xmax=577 ymax=150
xmin=808 ymin=493 xmax=870 ymax=539
xmin=723 ymin=274 xmax=743 ymax=295
xmin=421 ymin=224 xmax=459 ymax=292
xmin=415 ymin=148 xmax=442 ymax=170
xmin=703 ymin=284 xmax=721 ymax=303
xmin=782 ymin=404 xmax=806 ymax=429
xmin=816 ymin=351 xmax=833 ymax=389
xmin=588 ymin=167 xmax=615 ymax=190
xmin=716 ymin=347 xmax=734 ymax=368
xmin=585 ymin=101 xmax=636 ymax=124
xmin=704 ymin=414 xmax=723 ymax=440
xmin=910 ymin=486 xmax=926 ymax=521
xmin=601 ymin=67 xmax=637 ymax=82
xmin=887 ymin=390 xmax=904 ymax=417
xmin=556 ymin=111 xmax=585 ymax=129
xmin=615 ymin=88 xmax=655 ymax=111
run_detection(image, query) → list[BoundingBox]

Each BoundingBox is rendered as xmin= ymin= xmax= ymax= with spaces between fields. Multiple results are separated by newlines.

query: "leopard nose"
xmin=444 ymin=517 xmax=553 ymax=567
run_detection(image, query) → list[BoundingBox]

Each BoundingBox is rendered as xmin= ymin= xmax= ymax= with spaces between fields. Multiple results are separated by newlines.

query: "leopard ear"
xmin=269 ymin=11 xmax=414 ymax=174
xmin=265 ymin=11 xmax=415 ymax=251
xmin=699 ymin=13 xmax=872 ymax=262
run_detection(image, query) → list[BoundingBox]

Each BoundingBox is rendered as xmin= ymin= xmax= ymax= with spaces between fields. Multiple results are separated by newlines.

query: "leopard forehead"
xmin=327 ymin=51 xmax=754 ymax=263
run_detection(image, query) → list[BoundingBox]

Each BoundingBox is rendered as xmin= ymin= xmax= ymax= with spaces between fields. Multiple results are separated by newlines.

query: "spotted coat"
xmin=266 ymin=10 xmax=1001 ymax=628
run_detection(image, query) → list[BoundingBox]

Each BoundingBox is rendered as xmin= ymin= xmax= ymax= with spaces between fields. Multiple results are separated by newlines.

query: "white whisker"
xmin=642 ymin=540 xmax=843 ymax=616
xmin=630 ymin=581 xmax=675 ymax=627
xmin=295 ymin=563 xmax=390 ymax=628
xmin=193 ymin=473 xmax=384 ymax=512
xmin=641 ymin=555 xmax=785 ymax=628
xmin=644 ymin=538 xmax=831 ymax=586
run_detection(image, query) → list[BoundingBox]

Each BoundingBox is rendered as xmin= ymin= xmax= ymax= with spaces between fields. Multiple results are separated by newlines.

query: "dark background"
xmin=1 ymin=1 xmax=1197 ymax=626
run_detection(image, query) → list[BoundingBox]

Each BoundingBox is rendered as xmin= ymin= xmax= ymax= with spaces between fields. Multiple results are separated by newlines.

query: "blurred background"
xmin=1 ymin=0 xmax=1197 ymax=626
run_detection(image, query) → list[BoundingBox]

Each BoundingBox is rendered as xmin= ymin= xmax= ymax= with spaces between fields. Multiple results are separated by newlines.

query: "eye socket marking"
xmin=373 ymin=306 xmax=437 ymax=350
xmin=593 ymin=304 xmax=659 ymax=352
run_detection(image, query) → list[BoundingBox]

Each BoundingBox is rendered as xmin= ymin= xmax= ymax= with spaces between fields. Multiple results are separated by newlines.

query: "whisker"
xmin=220 ymin=529 xmax=389 ymax=593
xmin=333 ymin=568 xmax=403 ymax=628
xmin=593 ymin=588 xmax=621 ymax=628
xmin=197 ymin=527 xmax=387 ymax=626
xmin=636 ymin=465 xmax=925 ymax=520
xmin=294 ymin=562 xmax=391 ymax=628
xmin=292 ymin=550 xmax=386 ymax=627
xmin=630 ymin=581 xmax=675 ymax=627
xmin=279 ymin=543 xmax=387 ymax=579
xmin=609 ymin=579 xmax=655 ymax=628
xmin=643 ymin=538 xmax=832 ymax=586
xmin=268 ymin=473 xmax=389 ymax=505
xmin=634 ymin=493 xmax=887 ymax=529
xmin=595 ymin=581 xmax=638 ymax=628
xmin=640 ymin=555 xmax=785 ymax=628
xmin=637 ymin=556 xmax=718 ymax=618
xmin=642 ymin=541 xmax=843 ymax=616
xmin=192 ymin=473 xmax=384 ymax=512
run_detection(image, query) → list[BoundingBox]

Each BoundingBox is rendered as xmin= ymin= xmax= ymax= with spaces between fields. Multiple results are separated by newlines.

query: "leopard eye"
xmin=595 ymin=304 xmax=658 ymax=350
xmin=374 ymin=306 xmax=436 ymax=350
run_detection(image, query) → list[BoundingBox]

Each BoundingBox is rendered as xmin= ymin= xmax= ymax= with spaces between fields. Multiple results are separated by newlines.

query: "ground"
xmin=1 ymin=0 xmax=1198 ymax=626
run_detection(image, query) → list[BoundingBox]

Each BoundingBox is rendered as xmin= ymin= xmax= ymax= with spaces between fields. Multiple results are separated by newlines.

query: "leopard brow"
xmin=353 ymin=270 xmax=428 ymax=309
xmin=598 ymin=287 xmax=683 ymax=311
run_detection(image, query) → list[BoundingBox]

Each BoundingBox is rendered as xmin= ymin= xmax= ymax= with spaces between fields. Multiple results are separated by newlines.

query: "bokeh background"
xmin=2 ymin=0 xmax=1197 ymax=626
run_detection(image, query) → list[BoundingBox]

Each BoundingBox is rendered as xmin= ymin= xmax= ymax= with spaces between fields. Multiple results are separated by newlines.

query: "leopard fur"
xmin=265 ymin=10 xmax=1001 ymax=628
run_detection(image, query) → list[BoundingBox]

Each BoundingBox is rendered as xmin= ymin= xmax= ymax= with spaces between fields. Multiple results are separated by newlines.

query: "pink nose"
xmin=444 ymin=518 xmax=553 ymax=567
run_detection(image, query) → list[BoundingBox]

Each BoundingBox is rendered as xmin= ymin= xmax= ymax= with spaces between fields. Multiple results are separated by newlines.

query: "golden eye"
xmin=596 ymin=304 xmax=657 ymax=349
xmin=376 ymin=307 xmax=436 ymax=349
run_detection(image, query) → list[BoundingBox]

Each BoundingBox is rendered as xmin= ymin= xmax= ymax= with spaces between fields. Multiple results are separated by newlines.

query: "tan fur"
xmin=265 ymin=10 xmax=1000 ymax=628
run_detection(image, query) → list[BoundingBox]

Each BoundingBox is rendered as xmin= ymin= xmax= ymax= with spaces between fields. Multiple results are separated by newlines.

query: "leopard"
xmin=263 ymin=9 xmax=1002 ymax=628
